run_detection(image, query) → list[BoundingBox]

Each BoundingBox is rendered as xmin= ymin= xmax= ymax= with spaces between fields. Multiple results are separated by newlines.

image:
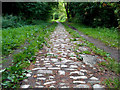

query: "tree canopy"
xmin=2 ymin=2 xmax=58 ymax=20
xmin=2 ymin=2 xmax=119 ymax=28
xmin=65 ymin=2 xmax=119 ymax=27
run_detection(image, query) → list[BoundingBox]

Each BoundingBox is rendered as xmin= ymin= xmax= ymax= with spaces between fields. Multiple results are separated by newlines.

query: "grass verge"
xmin=2 ymin=22 xmax=52 ymax=56
xmin=63 ymin=23 xmax=120 ymax=88
xmin=68 ymin=22 xmax=118 ymax=48
xmin=2 ymin=22 xmax=57 ymax=88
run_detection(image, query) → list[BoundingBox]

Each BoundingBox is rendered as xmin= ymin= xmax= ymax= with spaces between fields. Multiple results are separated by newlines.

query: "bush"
xmin=67 ymin=2 xmax=118 ymax=28
xmin=2 ymin=14 xmax=26 ymax=28
xmin=2 ymin=15 xmax=48 ymax=29
xmin=2 ymin=2 xmax=58 ymax=21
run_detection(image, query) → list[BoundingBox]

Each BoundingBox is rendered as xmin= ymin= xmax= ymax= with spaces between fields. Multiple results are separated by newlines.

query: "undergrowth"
xmin=2 ymin=22 xmax=57 ymax=88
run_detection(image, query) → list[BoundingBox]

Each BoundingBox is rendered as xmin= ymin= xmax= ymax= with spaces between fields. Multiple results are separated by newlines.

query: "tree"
xmin=2 ymin=2 xmax=58 ymax=21
xmin=66 ymin=2 xmax=118 ymax=27
xmin=64 ymin=2 xmax=70 ymax=20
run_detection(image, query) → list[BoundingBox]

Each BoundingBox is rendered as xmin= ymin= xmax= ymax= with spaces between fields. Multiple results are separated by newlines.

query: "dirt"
xmin=66 ymin=23 xmax=119 ymax=62
xmin=2 ymin=22 xmax=55 ymax=70
xmin=20 ymin=22 xmax=120 ymax=89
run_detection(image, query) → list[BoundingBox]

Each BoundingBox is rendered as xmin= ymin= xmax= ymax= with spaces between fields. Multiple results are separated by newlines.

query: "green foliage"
xmin=77 ymin=43 xmax=86 ymax=46
xmin=2 ymin=2 xmax=58 ymax=29
xmin=63 ymin=23 xmax=120 ymax=74
xmin=76 ymin=55 xmax=83 ymax=61
xmin=81 ymin=50 xmax=91 ymax=54
xmin=2 ymin=22 xmax=57 ymax=88
xmin=2 ymin=15 xmax=25 ymax=28
xmin=67 ymin=2 xmax=118 ymax=28
xmin=2 ymin=14 xmax=53 ymax=29
xmin=2 ymin=22 xmax=54 ymax=56
xmin=2 ymin=66 xmax=29 ymax=88
xmin=2 ymin=25 xmax=39 ymax=56
xmin=2 ymin=2 xmax=58 ymax=21
xmin=54 ymin=14 xmax=59 ymax=20
xmin=103 ymin=78 xmax=120 ymax=88
xmin=52 ymin=2 xmax=67 ymax=22
xmin=18 ymin=2 xmax=55 ymax=20
xmin=85 ymin=41 xmax=120 ymax=74
xmin=69 ymin=23 xmax=118 ymax=48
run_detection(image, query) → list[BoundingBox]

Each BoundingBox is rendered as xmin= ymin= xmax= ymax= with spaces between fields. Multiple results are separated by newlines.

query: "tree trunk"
xmin=64 ymin=2 xmax=70 ymax=20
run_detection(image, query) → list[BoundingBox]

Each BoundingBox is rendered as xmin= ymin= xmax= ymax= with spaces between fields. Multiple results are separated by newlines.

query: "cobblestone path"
xmin=21 ymin=22 xmax=105 ymax=88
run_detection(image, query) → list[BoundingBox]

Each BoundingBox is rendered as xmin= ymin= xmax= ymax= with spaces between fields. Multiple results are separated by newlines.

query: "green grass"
xmin=68 ymin=22 xmax=118 ymax=48
xmin=80 ymin=50 xmax=91 ymax=54
xmin=63 ymin=23 xmax=120 ymax=74
xmin=2 ymin=22 xmax=51 ymax=56
xmin=63 ymin=22 xmax=120 ymax=88
xmin=103 ymin=78 xmax=120 ymax=89
xmin=2 ymin=22 xmax=57 ymax=88
xmin=0 ymin=59 xmax=7 ymax=64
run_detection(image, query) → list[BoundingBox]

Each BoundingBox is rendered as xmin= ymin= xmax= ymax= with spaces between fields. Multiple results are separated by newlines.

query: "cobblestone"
xmin=21 ymin=22 xmax=105 ymax=88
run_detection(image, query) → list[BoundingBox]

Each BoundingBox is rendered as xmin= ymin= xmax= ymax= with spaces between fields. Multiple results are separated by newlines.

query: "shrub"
xmin=67 ymin=2 xmax=118 ymax=28
xmin=2 ymin=14 xmax=26 ymax=29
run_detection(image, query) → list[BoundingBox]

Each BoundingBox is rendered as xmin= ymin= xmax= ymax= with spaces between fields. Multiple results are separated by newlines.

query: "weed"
xmin=76 ymin=55 xmax=83 ymax=61
xmin=77 ymin=43 xmax=85 ymax=46
xmin=63 ymin=22 xmax=120 ymax=74
xmin=103 ymin=78 xmax=120 ymax=89
xmin=53 ymin=55 xmax=58 ymax=58
xmin=2 ymin=22 xmax=57 ymax=88
xmin=99 ymin=67 xmax=104 ymax=71
xmin=47 ymin=53 xmax=54 ymax=57
xmin=59 ymin=58 xmax=62 ymax=61
xmin=69 ymin=23 xmax=118 ymax=48
xmin=99 ymin=61 xmax=107 ymax=66
xmin=82 ymin=50 xmax=91 ymax=54
xmin=73 ymin=38 xmax=77 ymax=41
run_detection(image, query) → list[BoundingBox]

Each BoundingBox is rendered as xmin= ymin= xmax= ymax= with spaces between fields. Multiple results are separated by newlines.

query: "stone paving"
xmin=21 ymin=22 xmax=105 ymax=88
